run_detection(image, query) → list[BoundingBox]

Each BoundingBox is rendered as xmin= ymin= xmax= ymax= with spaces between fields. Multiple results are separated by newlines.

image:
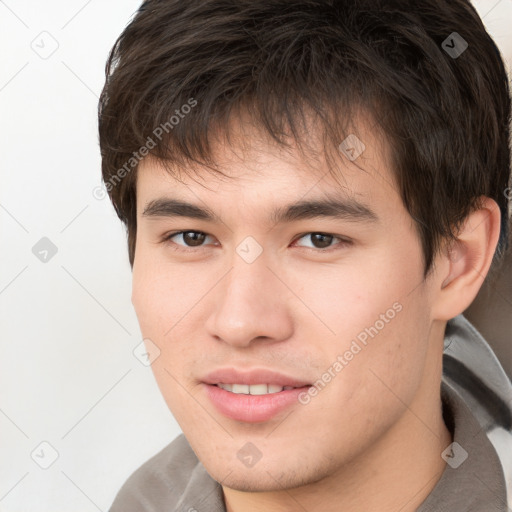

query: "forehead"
xmin=136 ymin=110 xmax=399 ymax=216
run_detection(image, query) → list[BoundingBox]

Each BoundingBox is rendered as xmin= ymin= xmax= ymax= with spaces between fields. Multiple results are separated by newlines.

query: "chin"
xmin=206 ymin=457 xmax=331 ymax=493
xmin=220 ymin=472 xmax=295 ymax=493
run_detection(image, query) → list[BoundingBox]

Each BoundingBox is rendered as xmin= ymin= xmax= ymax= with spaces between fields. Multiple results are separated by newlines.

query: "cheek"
xmin=337 ymin=287 xmax=430 ymax=422
xmin=298 ymin=294 xmax=431 ymax=461
xmin=131 ymin=262 xmax=169 ymax=339
xmin=132 ymin=247 xmax=210 ymax=338
xmin=132 ymin=257 xmax=204 ymax=423
xmin=290 ymin=244 xmax=430 ymax=396
xmin=288 ymin=246 xmax=422 ymax=342
xmin=131 ymin=252 xmax=221 ymax=404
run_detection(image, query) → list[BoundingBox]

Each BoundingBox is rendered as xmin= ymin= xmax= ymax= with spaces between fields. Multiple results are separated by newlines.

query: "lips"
xmin=217 ymin=383 xmax=296 ymax=394
xmin=202 ymin=368 xmax=311 ymax=388
xmin=201 ymin=368 xmax=311 ymax=423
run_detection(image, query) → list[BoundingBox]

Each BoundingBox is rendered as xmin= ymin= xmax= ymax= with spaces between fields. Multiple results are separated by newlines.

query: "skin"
xmin=131 ymin=112 xmax=501 ymax=512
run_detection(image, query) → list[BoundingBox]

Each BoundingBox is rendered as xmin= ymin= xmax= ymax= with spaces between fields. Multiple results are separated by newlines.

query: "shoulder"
xmin=443 ymin=314 xmax=512 ymax=433
xmin=108 ymin=434 xmax=201 ymax=512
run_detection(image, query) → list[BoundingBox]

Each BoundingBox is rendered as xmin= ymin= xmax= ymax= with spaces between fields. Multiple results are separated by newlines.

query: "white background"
xmin=0 ymin=1 xmax=511 ymax=510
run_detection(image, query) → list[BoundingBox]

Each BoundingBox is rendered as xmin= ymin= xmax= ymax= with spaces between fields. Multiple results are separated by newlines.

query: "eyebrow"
xmin=141 ymin=196 xmax=379 ymax=224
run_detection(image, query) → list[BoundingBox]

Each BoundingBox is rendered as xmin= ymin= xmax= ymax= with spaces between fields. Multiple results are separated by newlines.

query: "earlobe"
xmin=432 ymin=197 xmax=501 ymax=320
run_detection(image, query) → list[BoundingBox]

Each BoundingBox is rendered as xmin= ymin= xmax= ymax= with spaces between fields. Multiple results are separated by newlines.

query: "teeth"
xmin=247 ymin=384 xmax=268 ymax=395
xmin=232 ymin=384 xmax=249 ymax=394
xmin=217 ymin=383 xmax=294 ymax=395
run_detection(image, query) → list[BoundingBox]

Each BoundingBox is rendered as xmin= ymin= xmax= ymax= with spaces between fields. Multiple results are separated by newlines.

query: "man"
xmin=99 ymin=0 xmax=512 ymax=510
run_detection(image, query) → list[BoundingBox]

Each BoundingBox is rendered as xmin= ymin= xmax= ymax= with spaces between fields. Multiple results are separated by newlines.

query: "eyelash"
xmin=161 ymin=230 xmax=352 ymax=253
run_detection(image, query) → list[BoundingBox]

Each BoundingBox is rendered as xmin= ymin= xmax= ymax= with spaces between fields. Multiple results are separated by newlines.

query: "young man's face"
xmin=132 ymin=114 xmax=445 ymax=492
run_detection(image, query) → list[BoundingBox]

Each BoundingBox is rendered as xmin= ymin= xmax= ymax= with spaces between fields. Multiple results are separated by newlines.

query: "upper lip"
xmin=202 ymin=368 xmax=311 ymax=387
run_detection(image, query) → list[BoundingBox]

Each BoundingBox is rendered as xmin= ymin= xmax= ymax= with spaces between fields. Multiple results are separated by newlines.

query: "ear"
xmin=431 ymin=196 xmax=502 ymax=321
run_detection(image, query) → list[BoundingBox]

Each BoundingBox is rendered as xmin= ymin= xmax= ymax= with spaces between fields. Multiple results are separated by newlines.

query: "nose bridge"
xmin=206 ymin=249 xmax=292 ymax=346
xmin=225 ymin=250 xmax=271 ymax=304
xmin=221 ymin=252 xmax=273 ymax=319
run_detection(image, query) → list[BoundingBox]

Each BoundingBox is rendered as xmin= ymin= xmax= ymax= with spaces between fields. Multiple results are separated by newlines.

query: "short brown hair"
xmin=98 ymin=0 xmax=511 ymax=272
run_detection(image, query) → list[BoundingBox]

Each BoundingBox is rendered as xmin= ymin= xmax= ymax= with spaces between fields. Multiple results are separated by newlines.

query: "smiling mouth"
xmin=204 ymin=380 xmax=311 ymax=422
xmin=215 ymin=383 xmax=300 ymax=395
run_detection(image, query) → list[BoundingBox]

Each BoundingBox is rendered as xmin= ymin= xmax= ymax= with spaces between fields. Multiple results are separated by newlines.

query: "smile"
xmin=216 ymin=383 xmax=298 ymax=395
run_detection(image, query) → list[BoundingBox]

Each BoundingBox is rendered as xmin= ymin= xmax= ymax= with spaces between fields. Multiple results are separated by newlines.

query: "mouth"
xmin=201 ymin=369 xmax=312 ymax=423
xmin=215 ymin=383 xmax=299 ymax=395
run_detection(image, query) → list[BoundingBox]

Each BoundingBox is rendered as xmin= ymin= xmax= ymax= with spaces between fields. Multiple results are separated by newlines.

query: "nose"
xmin=205 ymin=254 xmax=294 ymax=348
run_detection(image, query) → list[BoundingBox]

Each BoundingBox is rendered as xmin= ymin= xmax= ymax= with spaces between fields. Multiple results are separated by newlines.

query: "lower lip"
xmin=203 ymin=384 xmax=311 ymax=423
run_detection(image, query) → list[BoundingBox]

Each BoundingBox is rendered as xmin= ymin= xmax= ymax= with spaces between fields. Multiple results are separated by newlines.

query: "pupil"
xmin=184 ymin=232 xmax=205 ymax=246
xmin=312 ymin=233 xmax=332 ymax=248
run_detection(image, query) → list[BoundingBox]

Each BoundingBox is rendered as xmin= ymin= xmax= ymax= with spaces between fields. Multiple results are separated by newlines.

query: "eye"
xmin=164 ymin=230 xmax=216 ymax=248
xmin=293 ymin=232 xmax=351 ymax=250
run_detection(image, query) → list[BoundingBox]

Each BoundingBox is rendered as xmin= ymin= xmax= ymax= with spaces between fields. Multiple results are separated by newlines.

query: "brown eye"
xmin=165 ymin=231 xmax=214 ymax=248
xmin=310 ymin=233 xmax=334 ymax=248
xmin=182 ymin=231 xmax=206 ymax=246
xmin=294 ymin=232 xmax=351 ymax=250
